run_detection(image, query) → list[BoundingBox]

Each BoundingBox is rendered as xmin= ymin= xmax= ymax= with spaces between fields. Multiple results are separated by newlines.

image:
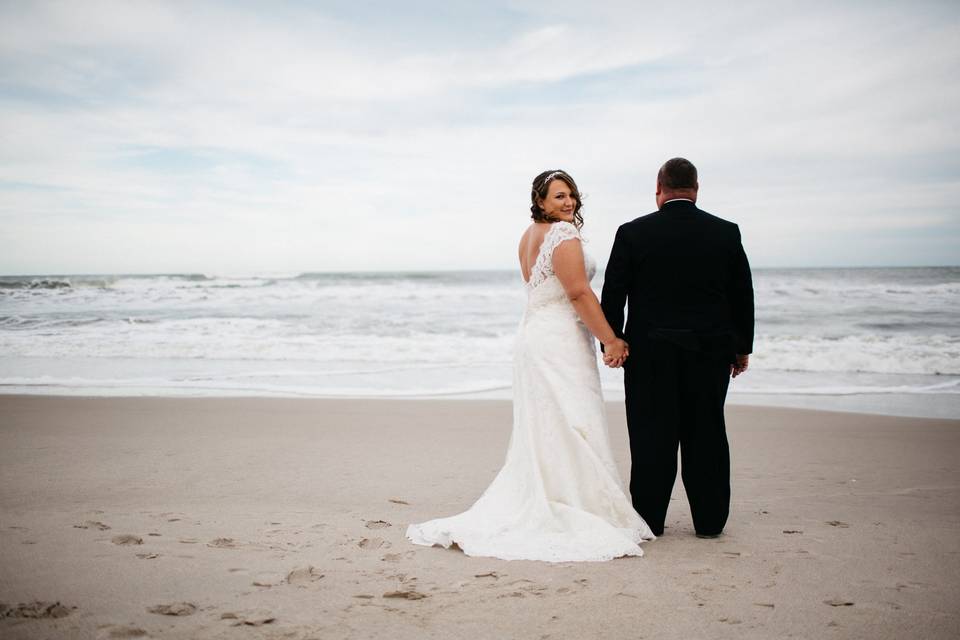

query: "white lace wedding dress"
xmin=406 ymin=221 xmax=655 ymax=562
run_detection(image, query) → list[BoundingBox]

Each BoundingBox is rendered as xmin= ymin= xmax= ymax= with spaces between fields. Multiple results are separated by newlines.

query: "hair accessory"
xmin=539 ymin=171 xmax=564 ymax=189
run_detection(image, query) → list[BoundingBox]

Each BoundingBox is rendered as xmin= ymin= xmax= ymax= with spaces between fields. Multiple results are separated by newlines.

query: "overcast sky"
xmin=1 ymin=0 xmax=958 ymax=275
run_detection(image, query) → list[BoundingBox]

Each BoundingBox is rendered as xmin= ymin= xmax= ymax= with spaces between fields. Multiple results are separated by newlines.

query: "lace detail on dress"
xmin=526 ymin=221 xmax=582 ymax=290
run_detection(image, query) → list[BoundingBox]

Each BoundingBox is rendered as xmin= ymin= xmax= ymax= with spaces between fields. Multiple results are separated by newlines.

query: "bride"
xmin=405 ymin=169 xmax=655 ymax=562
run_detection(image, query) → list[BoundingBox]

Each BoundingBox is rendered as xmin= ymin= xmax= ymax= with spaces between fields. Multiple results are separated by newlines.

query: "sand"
xmin=0 ymin=395 xmax=958 ymax=639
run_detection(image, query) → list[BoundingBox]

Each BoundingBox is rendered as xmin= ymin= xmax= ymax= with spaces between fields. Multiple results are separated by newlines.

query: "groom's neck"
xmin=657 ymin=189 xmax=697 ymax=208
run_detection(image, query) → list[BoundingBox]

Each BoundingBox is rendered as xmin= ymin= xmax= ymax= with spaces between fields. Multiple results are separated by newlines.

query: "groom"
xmin=600 ymin=158 xmax=754 ymax=538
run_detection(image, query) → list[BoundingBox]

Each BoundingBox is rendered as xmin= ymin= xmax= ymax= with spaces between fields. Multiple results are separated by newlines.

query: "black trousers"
xmin=623 ymin=337 xmax=732 ymax=536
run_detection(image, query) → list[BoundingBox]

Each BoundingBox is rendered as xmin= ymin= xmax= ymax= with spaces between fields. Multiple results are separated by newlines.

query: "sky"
xmin=1 ymin=0 xmax=958 ymax=275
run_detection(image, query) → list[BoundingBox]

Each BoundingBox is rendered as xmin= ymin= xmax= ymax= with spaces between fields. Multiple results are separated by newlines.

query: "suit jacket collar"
xmin=658 ymin=199 xmax=698 ymax=214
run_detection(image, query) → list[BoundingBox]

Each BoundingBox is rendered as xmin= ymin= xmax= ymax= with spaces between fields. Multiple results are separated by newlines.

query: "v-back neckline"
xmin=522 ymin=223 xmax=559 ymax=286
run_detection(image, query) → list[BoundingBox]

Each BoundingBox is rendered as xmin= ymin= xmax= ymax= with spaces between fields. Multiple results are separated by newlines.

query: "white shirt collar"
xmin=663 ymin=198 xmax=694 ymax=204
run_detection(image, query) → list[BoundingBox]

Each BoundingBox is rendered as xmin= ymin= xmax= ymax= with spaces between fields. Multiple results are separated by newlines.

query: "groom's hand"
xmin=602 ymin=339 xmax=629 ymax=368
xmin=730 ymin=354 xmax=749 ymax=378
xmin=603 ymin=354 xmax=626 ymax=368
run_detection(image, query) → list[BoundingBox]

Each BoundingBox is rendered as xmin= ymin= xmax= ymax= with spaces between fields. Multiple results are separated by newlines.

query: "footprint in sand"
xmin=207 ymin=537 xmax=238 ymax=549
xmin=446 ymin=579 xmax=472 ymax=591
xmin=389 ymin=499 xmax=410 ymax=505
xmin=286 ymin=566 xmax=325 ymax=586
xmin=514 ymin=582 xmax=548 ymax=596
xmin=358 ymin=537 xmax=390 ymax=550
xmin=111 ymin=535 xmax=143 ymax=546
xmin=2 ymin=600 xmax=75 ymax=619
xmin=385 ymin=572 xmax=418 ymax=585
xmin=826 ymin=520 xmax=850 ymax=528
xmin=74 ymin=521 xmax=111 ymax=531
xmin=365 ymin=520 xmax=392 ymax=529
xmin=383 ymin=590 xmax=427 ymax=600
xmin=252 ymin=572 xmax=286 ymax=587
xmin=895 ymin=581 xmax=929 ymax=591
xmin=382 ymin=551 xmax=416 ymax=563
xmin=135 ymin=553 xmax=160 ymax=560
xmin=147 ymin=602 xmax=196 ymax=616
xmin=221 ymin=611 xmax=276 ymax=626
xmin=100 ymin=624 xmax=148 ymax=638
xmin=824 ymin=599 xmax=855 ymax=607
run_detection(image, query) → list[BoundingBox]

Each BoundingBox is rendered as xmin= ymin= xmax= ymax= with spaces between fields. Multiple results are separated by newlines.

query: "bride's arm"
xmin=553 ymin=238 xmax=629 ymax=359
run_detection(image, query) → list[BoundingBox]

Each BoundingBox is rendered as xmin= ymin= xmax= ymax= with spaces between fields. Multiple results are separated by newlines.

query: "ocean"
xmin=1 ymin=267 xmax=957 ymax=418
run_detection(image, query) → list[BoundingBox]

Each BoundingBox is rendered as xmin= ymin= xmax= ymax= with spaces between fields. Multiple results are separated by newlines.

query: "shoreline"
xmin=0 ymin=389 xmax=956 ymax=420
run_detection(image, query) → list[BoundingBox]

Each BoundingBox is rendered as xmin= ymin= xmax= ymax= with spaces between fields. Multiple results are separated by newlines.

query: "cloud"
xmin=0 ymin=0 xmax=958 ymax=273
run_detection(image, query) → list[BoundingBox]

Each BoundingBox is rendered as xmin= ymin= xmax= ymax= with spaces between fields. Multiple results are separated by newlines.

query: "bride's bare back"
xmin=518 ymin=222 xmax=553 ymax=283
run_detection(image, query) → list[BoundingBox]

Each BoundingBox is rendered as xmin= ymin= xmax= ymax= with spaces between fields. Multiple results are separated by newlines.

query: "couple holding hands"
xmin=408 ymin=158 xmax=754 ymax=562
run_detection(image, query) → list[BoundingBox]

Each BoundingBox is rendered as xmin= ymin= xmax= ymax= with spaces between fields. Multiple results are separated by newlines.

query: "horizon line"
xmin=2 ymin=264 xmax=959 ymax=278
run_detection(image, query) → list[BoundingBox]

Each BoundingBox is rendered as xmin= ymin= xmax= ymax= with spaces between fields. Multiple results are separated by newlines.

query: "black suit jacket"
xmin=600 ymin=200 xmax=754 ymax=358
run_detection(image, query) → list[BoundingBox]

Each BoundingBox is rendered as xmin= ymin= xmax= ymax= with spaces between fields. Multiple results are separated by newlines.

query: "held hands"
xmin=730 ymin=354 xmax=749 ymax=378
xmin=602 ymin=338 xmax=630 ymax=368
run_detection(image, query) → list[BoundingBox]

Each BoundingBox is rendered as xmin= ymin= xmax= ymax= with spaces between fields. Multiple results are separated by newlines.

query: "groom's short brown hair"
xmin=658 ymin=158 xmax=698 ymax=190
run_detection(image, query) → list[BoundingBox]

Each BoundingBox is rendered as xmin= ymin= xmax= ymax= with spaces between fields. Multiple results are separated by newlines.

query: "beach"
xmin=3 ymin=0 xmax=958 ymax=637
xmin=1 ymin=395 xmax=957 ymax=639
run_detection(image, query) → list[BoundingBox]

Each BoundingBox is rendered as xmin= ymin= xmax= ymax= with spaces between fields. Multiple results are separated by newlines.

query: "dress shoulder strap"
xmin=527 ymin=221 xmax=581 ymax=289
xmin=545 ymin=221 xmax=581 ymax=248
xmin=540 ymin=222 xmax=581 ymax=262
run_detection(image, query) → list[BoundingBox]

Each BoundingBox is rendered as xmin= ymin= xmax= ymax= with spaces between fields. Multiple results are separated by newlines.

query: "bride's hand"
xmin=603 ymin=338 xmax=629 ymax=368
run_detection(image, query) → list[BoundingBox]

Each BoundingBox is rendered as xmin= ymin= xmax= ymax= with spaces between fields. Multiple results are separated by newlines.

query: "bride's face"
xmin=538 ymin=179 xmax=577 ymax=222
